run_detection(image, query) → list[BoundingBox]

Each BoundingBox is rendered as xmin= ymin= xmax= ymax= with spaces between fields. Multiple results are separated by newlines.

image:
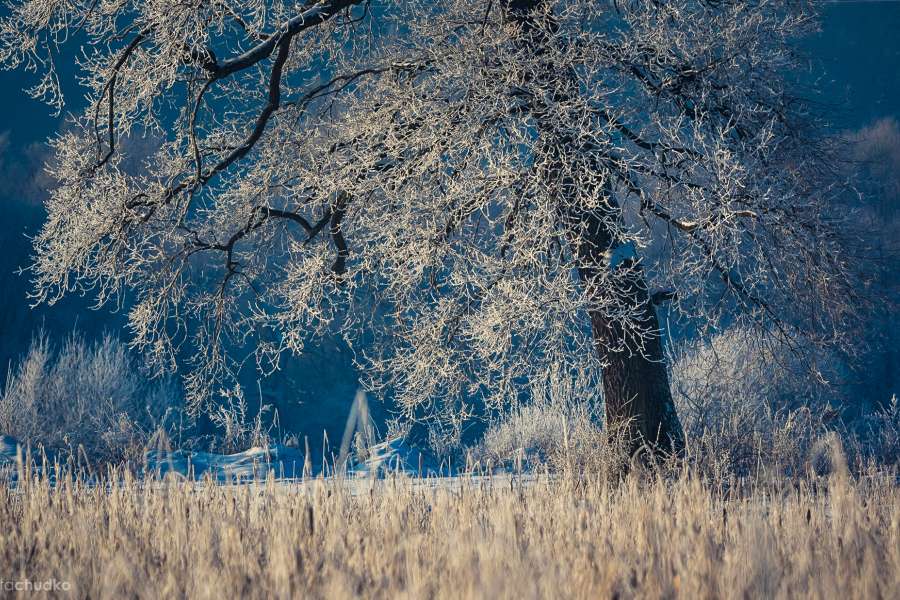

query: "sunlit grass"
xmin=1 ymin=459 xmax=897 ymax=599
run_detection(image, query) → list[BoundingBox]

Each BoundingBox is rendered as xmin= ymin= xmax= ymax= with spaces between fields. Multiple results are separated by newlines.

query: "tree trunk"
xmin=566 ymin=208 xmax=684 ymax=457
xmin=587 ymin=264 xmax=684 ymax=456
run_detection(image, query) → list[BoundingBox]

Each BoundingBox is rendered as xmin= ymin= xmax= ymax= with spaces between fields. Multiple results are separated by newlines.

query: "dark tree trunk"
xmin=586 ymin=263 xmax=684 ymax=456
xmin=565 ymin=208 xmax=684 ymax=457
xmin=503 ymin=0 xmax=684 ymax=456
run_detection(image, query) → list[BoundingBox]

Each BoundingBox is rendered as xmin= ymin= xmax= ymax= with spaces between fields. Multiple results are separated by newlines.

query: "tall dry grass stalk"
xmin=0 ymin=461 xmax=897 ymax=599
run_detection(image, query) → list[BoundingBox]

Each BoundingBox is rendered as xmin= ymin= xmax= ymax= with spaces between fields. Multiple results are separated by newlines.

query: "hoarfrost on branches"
xmin=1 ymin=0 xmax=865 ymax=435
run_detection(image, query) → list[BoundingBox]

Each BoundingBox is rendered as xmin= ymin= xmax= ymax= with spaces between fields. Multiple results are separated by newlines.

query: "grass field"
xmin=1 ymin=460 xmax=897 ymax=599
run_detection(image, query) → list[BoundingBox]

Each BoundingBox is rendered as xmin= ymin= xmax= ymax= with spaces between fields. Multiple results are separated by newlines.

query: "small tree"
xmin=1 ymin=0 xmax=863 ymax=454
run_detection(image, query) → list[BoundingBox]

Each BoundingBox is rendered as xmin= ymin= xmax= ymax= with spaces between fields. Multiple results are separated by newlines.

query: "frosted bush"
xmin=470 ymin=366 xmax=626 ymax=472
xmin=0 ymin=331 xmax=181 ymax=464
xmin=669 ymin=326 xmax=843 ymax=476
xmin=205 ymin=384 xmax=277 ymax=455
xmin=476 ymin=404 xmax=588 ymax=466
xmin=851 ymin=396 xmax=900 ymax=467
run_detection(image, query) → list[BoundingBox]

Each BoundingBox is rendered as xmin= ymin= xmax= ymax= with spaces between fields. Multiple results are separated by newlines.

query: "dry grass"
xmin=1 ymin=461 xmax=897 ymax=600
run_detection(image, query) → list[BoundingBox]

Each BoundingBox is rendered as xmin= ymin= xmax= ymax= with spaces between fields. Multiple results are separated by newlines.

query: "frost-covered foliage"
xmin=0 ymin=332 xmax=180 ymax=464
xmin=669 ymin=326 xmax=849 ymax=476
xmin=1 ymin=1 xmax=863 ymax=435
xmin=851 ymin=396 xmax=900 ymax=467
xmin=475 ymin=324 xmax=893 ymax=477
xmin=670 ymin=325 xmax=845 ymax=420
xmin=475 ymin=404 xmax=587 ymax=466
xmin=204 ymin=384 xmax=279 ymax=455
xmin=469 ymin=366 xmax=608 ymax=470
xmin=472 ymin=325 xmax=853 ymax=476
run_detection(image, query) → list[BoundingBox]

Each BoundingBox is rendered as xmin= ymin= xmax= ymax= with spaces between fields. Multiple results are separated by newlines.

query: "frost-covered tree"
xmin=1 ymin=0 xmax=863 ymax=454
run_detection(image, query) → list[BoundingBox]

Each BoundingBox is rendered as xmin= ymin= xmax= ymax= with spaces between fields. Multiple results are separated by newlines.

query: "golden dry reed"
xmin=0 ymin=465 xmax=898 ymax=599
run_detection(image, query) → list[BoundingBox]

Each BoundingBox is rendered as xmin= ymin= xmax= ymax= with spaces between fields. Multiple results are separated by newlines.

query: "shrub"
xmin=848 ymin=395 xmax=900 ymax=467
xmin=473 ymin=403 xmax=594 ymax=468
xmin=204 ymin=384 xmax=278 ymax=454
xmin=669 ymin=326 xmax=844 ymax=477
xmin=0 ymin=331 xmax=181 ymax=464
xmin=469 ymin=366 xmax=629 ymax=473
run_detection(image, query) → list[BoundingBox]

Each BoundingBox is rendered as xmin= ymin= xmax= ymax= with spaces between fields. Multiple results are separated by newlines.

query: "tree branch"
xmin=207 ymin=1 xmax=364 ymax=80
xmin=92 ymin=30 xmax=147 ymax=170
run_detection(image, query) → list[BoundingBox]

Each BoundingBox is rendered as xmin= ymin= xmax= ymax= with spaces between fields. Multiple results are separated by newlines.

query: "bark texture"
xmin=586 ymin=262 xmax=684 ymax=456
xmin=567 ymin=205 xmax=684 ymax=456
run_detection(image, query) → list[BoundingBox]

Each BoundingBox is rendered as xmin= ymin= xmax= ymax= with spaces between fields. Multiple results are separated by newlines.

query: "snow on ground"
xmin=0 ymin=434 xmax=443 ymax=482
xmin=143 ymin=445 xmax=309 ymax=481
xmin=145 ymin=436 xmax=442 ymax=480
